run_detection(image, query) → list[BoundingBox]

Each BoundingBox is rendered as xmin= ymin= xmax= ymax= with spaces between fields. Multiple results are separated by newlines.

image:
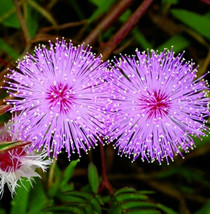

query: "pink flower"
xmin=5 ymin=39 xmax=109 ymax=159
xmin=109 ymin=49 xmax=209 ymax=164
xmin=0 ymin=122 xmax=51 ymax=196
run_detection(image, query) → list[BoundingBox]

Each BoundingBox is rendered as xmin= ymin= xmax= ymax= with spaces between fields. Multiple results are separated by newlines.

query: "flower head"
xmin=5 ymin=39 xmax=109 ymax=159
xmin=109 ymin=49 xmax=209 ymax=164
xmin=0 ymin=122 xmax=51 ymax=196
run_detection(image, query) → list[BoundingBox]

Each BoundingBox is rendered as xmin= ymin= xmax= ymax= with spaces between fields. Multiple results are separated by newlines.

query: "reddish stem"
xmin=99 ymin=142 xmax=113 ymax=194
xmin=83 ymin=0 xmax=134 ymax=45
xmin=0 ymin=105 xmax=12 ymax=116
xmin=101 ymin=0 xmax=154 ymax=60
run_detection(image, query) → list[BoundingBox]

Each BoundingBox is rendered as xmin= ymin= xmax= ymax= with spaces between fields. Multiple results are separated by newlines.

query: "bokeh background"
xmin=0 ymin=0 xmax=210 ymax=214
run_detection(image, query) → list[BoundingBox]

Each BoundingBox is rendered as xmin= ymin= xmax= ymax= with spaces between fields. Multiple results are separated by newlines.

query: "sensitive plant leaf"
xmin=120 ymin=201 xmax=157 ymax=210
xmin=44 ymin=205 xmax=85 ymax=214
xmin=114 ymin=187 xmax=137 ymax=196
xmin=10 ymin=178 xmax=32 ymax=214
xmin=95 ymin=194 xmax=104 ymax=205
xmin=156 ymin=203 xmax=178 ymax=214
xmin=161 ymin=0 xmax=179 ymax=5
xmin=60 ymin=159 xmax=80 ymax=188
xmin=171 ymin=9 xmax=210 ymax=40
xmin=110 ymin=187 xmax=159 ymax=214
xmin=51 ymin=191 xmax=101 ymax=214
xmin=116 ymin=193 xmax=148 ymax=202
xmin=127 ymin=210 xmax=160 ymax=214
xmin=88 ymin=162 xmax=99 ymax=193
xmin=0 ymin=38 xmax=19 ymax=59
xmin=157 ymin=34 xmax=189 ymax=53
xmin=0 ymin=0 xmax=20 ymax=28
xmin=65 ymin=190 xmax=93 ymax=200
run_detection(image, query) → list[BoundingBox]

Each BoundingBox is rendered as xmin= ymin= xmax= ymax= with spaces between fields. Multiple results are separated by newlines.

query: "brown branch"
xmin=83 ymin=0 xmax=134 ymax=45
xmin=101 ymin=0 xmax=154 ymax=60
xmin=14 ymin=0 xmax=30 ymax=44
xmin=39 ymin=20 xmax=88 ymax=33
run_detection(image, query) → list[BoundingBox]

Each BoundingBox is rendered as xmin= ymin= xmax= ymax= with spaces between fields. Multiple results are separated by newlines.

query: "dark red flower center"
xmin=46 ymin=82 xmax=75 ymax=113
xmin=139 ymin=90 xmax=171 ymax=118
xmin=0 ymin=148 xmax=25 ymax=172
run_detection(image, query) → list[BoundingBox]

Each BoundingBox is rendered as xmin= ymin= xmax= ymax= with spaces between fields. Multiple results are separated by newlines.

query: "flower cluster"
xmin=108 ymin=49 xmax=209 ymax=164
xmin=5 ymin=39 xmax=109 ymax=159
xmin=4 ymin=39 xmax=209 ymax=165
xmin=0 ymin=122 xmax=51 ymax=196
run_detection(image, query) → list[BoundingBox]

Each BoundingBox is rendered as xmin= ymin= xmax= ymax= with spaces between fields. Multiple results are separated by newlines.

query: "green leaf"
xmin=61 ymin=159 xmax=80 ymax=188
xmin=0 ymin=0 xmax=20 ymax=28
xmin=110 ymin=188 xmax=159 ymax=214
xmin=157 ymin=35 xmax=189 ymax=53
xmin=48 ymin=179 xmax=60 ymax=198
xmin=161 ymin=0 xmax=179 ymax=5
xmin=171 ymin=9 xmax=210 ymax=40
xmin=89 ymin=0 xmax=104 ymax=7
xmin=116 ymin=193 xmax=148 ymax=202
xmin=10 ymin=178 xmax=32 ymax=214
xmin=65 ymin=191 xmax=93 ymax=200
xmin=44 ymin=205 xmax=85 ymax=214
xmin=132 ymin=28 xmax=153 ymax=49
xmin=27 ymin=179 xmax=48 ymax=214
xmin=193 ymin=134 xmax=210 ymax=147
xmin=88 ymin=0 xmax=116 ymax=23
xmin=88 ymin=162 xmax=99 ymax=194
xmin=114 ymin=187 xmax=136 ymax=196
xmin=120 ymin=201 xmax=156 ymax=209
xmin=0 ymin=38 xmax=19 ymax=59
xmin=25 ymin=4 xmax=39 ymax=38
xmin=128 ymin=210 xmax=160 ymax=214
xmin=53 ymin=191 xmax=101 ymax=214
xmin=156 ymin=203 xmax=178 ymax=214
xmin=119 ymin=10 xmax=131 ymax=23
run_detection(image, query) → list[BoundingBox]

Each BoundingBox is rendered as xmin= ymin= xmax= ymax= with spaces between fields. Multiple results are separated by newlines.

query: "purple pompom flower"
xmin=109 ymin=49 xmax=209 ymax=164
xmin=5 ymin=39 xmax=109 ymax=159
